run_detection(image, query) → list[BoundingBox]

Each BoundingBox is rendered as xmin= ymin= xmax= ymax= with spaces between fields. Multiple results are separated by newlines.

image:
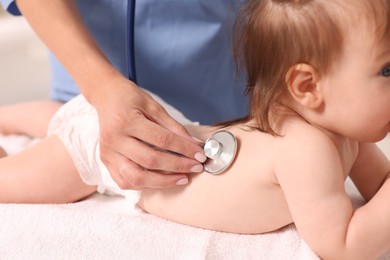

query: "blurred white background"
xmin=0 ymin=7 xmax=50 ymax=105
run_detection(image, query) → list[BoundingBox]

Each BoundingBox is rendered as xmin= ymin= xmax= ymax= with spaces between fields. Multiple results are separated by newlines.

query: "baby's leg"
xmin=0 ymin=100 xmax=63 ymax=138
xmin=0 ymin=135 xmax=96 ymax=203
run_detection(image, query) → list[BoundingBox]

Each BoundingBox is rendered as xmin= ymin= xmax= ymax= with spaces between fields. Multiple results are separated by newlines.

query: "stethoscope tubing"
xmin=126 ymin=2 xmax=236 ymax=174
xmin=126 ymin=0 xmax=137 ymax=83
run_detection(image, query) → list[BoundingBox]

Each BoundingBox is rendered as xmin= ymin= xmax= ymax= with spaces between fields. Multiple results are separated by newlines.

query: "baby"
xmin=0 ymin=0 xmax=389 ymax=259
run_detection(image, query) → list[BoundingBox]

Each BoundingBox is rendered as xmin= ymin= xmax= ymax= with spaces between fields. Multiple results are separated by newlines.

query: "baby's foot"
xmin=0 ymin=146 xmax=7 ymax=158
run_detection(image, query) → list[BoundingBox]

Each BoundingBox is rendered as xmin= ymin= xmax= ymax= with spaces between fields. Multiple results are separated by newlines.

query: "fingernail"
xmin=176 ymin=178 xmax=188 ymax=185
xmin=191 ymin=164 xmax=203 ymax=173
xmin=194 ymin=152 xmax=207 ymax=163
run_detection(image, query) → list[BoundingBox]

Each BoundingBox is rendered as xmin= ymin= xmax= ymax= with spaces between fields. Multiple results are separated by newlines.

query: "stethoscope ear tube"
xmin=203 ymin=130 xmax=237 ymax=174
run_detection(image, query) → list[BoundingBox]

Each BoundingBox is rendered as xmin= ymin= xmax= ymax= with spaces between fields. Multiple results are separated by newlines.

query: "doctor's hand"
xmin=16 ymin=0 xmax=205 ymax=190
xmin=91 ymin=78 xmax=206 ymax=190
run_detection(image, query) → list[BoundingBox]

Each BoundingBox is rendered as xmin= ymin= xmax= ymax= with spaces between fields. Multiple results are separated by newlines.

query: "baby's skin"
xmin=138 ymin=116 xmax=365 ymax=234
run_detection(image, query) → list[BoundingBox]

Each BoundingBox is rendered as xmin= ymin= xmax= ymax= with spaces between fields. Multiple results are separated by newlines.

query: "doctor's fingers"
xmin=117 ymin=116 xmax=206 ymax=164
xmin=105 ymin=135 xmax=204 ymax=174
xmin=144 ymin=101 xmax=203 ymax=145
xmin=100 ymin=148 xmax=189 ymax=189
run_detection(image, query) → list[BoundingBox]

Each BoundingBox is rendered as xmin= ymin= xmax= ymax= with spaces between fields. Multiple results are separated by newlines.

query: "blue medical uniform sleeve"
xmin=0 ymin=0 xmax=21 ymax=15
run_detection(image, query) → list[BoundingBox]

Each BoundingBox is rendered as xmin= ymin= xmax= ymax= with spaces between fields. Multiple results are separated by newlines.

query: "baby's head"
xmin=234 ymin=0 xmax=390 ymax=141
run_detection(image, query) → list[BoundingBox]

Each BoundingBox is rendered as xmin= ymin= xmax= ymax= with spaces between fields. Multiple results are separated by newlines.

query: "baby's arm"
xmin=349 ymin=142 xmax=390 ymax=201
xmin=275 ymin=132 xmax=390 ymax=259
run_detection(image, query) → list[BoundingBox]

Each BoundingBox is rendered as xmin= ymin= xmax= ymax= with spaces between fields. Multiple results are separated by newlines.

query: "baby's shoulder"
xmin=276 ymin=118 xmax=338 ymax=158
xmin=273 ymin=119 xmax=346 ymax=181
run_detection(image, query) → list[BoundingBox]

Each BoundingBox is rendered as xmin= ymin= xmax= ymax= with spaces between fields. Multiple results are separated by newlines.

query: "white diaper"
xmin=47 ymin=91 xmax=196 ymax=196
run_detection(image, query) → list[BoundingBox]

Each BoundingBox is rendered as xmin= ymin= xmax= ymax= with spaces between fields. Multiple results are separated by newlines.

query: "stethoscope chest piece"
xmin=203 ymin=130 xmax=237 ymax=174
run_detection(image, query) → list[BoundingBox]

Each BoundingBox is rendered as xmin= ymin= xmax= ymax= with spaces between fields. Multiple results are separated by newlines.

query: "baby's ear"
xmin=285 ymin=63 xmax=323 ymax=109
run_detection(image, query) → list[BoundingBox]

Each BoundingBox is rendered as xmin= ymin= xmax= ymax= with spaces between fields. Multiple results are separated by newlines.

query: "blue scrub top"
xmin=1 ymin=0 xmax=248 ymax=124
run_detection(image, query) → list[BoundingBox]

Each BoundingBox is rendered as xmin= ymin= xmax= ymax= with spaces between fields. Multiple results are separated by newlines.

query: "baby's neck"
xmin=278 ymin=103 xmax=353 ymax=147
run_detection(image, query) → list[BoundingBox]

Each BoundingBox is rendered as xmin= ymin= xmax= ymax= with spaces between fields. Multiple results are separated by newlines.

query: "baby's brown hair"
xmin=231 ymin=0 xmax=390 ymax=134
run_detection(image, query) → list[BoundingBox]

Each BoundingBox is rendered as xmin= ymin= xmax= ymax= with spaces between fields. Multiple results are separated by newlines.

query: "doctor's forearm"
xmin=15 ymin=0 xmax=125 ymax=103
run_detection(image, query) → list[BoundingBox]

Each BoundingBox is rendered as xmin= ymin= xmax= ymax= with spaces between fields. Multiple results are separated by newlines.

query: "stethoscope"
xmin=127 ymin=0 xmax=137 ymax=84
xmin=203 ymin=130 xmax=238 ymax=174
xmin=126 ymin=1 xmax=237 ymax=174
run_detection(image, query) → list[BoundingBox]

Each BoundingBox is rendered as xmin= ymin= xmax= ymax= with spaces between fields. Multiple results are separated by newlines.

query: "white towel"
xmin=0 ymin=135 xmax=389 ymax=260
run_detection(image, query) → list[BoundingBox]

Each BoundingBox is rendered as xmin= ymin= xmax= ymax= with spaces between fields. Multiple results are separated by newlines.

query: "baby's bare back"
xmin=138 ymin=124 xmax=293 ymax=234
